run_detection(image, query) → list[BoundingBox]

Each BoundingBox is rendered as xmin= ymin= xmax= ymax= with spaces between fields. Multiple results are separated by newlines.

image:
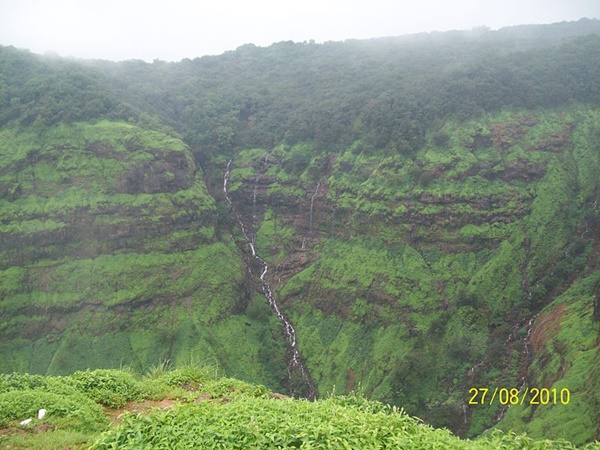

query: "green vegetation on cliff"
xmin=0 ymin=121 xmax=286 ymax=391
xmin=229 ymin=106 xmax=600 ymax=441
xmin=1 ymin=19 xmax=600 ymax=445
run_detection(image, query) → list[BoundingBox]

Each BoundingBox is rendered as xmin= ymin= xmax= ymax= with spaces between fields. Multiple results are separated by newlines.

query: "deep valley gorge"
xmin=1 ymin=18 xmax=600 ymax=446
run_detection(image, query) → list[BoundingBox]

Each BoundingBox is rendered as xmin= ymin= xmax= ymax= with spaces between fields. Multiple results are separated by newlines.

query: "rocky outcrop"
xmin=0 ymin=123 xmax=215 ymax=268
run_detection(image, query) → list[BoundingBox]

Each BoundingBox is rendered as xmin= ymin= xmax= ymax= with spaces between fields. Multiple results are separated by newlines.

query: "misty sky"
xmin=0 ymin=0 xmax=598 ymax=61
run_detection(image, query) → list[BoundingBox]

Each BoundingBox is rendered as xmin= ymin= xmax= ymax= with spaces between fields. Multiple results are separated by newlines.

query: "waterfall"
xmin=252 ymin=177 xmax=259 ymax=223
xmin=224 ymin=160 xmax=254 ymax=255
xmin=224 ymin=159 xmax=317 ymax=399
xmin=308 ymin=182 xmax=320 ymax=235
xmin=252 ymin=174 xmax=263 ymax=239
xmin=300 ymin=182 xmax=320 ymax=251
xmin=251 ymin=151 xmax=271 ymax=243
xmin=523 ymin=315 xmax=537 ymax=359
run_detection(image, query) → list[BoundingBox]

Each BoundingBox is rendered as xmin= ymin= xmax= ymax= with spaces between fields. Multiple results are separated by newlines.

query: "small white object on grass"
xmin=19 ymin=418 xmax=32 ymax=426
xmin=38 ymin=409 xmax=47 ymax=419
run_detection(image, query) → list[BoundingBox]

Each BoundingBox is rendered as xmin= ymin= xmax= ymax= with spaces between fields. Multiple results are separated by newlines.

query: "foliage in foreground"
xmin=0 ymin=367 xmax=598 ymax=449
xmin=93 ymin=392 xmax=599 ymax=450
xmin=0 ymin=364 xmax=213 ymax=448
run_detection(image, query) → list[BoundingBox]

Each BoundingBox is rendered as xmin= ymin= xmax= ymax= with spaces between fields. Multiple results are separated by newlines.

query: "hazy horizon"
xmin=1 ymin=0 xmax=599 ymax=62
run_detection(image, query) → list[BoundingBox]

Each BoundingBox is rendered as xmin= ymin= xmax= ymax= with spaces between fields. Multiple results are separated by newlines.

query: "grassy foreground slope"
xmin=0 ymin=367 xmax=598 ymax=449
xmin=0 ymin=121 xmax=286 ymax=388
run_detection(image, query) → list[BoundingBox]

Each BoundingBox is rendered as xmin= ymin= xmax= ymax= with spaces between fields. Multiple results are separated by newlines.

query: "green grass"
xmin=0 ymin=120 xmax=214 ymax=269
xmin=1 ymin=367 xmax=595 ymax=449
xmin=0 ymin=239 xmax=286 ymax=385
xmin=2 ymin=108 xmax=600 ymax=445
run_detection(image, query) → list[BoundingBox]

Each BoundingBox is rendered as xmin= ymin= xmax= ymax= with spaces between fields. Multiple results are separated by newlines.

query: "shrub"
xmin=67 ymin=369 xmax=142 ymax=408
xmin=0 ymin=390 xmax=108 ymax=432
xmin=158 ymin=365 xmax=216 ymax=388
xmin=0 ymin=373 xmax=46 ymax=393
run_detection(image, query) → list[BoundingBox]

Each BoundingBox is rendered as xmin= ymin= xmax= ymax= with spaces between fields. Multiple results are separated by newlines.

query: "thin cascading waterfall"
xmin=224 ymin=159 xmax=317 ymax=399
xmin=491 ymin=315 xmax=538 ymax=423
xmin=252 ymin=174 xmax=264 ymax=242
xmin=516 ymin=314 xmax=537 ymax=394
xmin=467 ymin=313 xmax=538 ymax=425
xmin=522 ymin=315 xmax=537 ymax=359
xmin=251 ymin=152 xmax=270 ymax=243
xmin=308 ymin=182 xmax=320 ymax=235
xmin=224 ymin=160 xmax=256 ymax=256
xmin=252 ymin=177 xmax=259 ymax=225
xmin=302 ymin=182 xmax=320 ymax=250
xmin=496 ymin=314 xmax=538 ymax=423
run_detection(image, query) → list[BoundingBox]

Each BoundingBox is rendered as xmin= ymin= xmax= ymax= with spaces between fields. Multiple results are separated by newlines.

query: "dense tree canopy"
xmin=2 ymin=19 xmax=599 ymax=158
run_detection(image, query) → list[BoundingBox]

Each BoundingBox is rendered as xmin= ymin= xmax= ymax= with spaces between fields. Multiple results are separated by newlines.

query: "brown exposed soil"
xmin=105 ymin=390 xmax=290 ymax=425
xmin=0 ymin=423 xmax=56 ymax=442
xmin=194 ymin=393 xmax=212 ymax=403
xmin=269 ymin=392 xmax=290 ymax=400
xmin=529 ymin=303 xmax=568 ymax=355
xmin=106 ymin=398 xmax=178 ymax=424
xmin=492 ymin=123 xmax=527 ymax=151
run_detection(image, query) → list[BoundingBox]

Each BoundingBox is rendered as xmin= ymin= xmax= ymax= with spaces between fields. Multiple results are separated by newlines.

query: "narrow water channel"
xmin=223 ymin=160 xmax=317 ymax=399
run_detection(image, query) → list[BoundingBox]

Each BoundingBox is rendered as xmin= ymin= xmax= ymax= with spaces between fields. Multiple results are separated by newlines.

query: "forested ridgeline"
xmin=2 ymin=18 xmax=600 ymax=159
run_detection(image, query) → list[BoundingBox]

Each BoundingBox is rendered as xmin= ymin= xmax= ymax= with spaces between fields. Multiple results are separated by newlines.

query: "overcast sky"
xmin=0 ymin=0 xmax=598 ymax=62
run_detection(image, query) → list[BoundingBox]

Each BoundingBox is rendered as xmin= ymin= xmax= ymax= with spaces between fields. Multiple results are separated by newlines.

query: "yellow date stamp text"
xmin=468 ymin=387 xmax=571 ymax=406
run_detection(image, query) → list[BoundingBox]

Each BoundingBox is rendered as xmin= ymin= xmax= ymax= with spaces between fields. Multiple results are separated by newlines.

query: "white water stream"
xmin=308 ymin=182 xmax=320 ymax=235
xmin=223 ymin=159 xmax=317 ymax=399
xmin=302 ymin=182 xmax=321 ymax=251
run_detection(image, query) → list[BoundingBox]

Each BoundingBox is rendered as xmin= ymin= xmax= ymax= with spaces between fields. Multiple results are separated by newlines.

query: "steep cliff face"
xmin=225 ymin=107 xmax=600 ymax=441
xmin=0 ymin=122 xmax=205 ymax=265
xmin=0 ymin=121 xmax=286 ymax=389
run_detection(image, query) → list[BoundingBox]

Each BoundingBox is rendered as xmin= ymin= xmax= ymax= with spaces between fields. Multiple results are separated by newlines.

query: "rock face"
xmin=0 ymin=121 xmax=286 ymax=390
xmin=0 ymin=122 xmax=208 ymax=267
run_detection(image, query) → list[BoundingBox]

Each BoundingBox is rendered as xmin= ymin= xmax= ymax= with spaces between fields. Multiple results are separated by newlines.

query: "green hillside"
xmin=1 ymin=19 xmax=600 ymax=445
xmin=0 ymin=121 xmax=286 ymax=389
xmin=229 ymin=106 xmax=600 ymax=442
